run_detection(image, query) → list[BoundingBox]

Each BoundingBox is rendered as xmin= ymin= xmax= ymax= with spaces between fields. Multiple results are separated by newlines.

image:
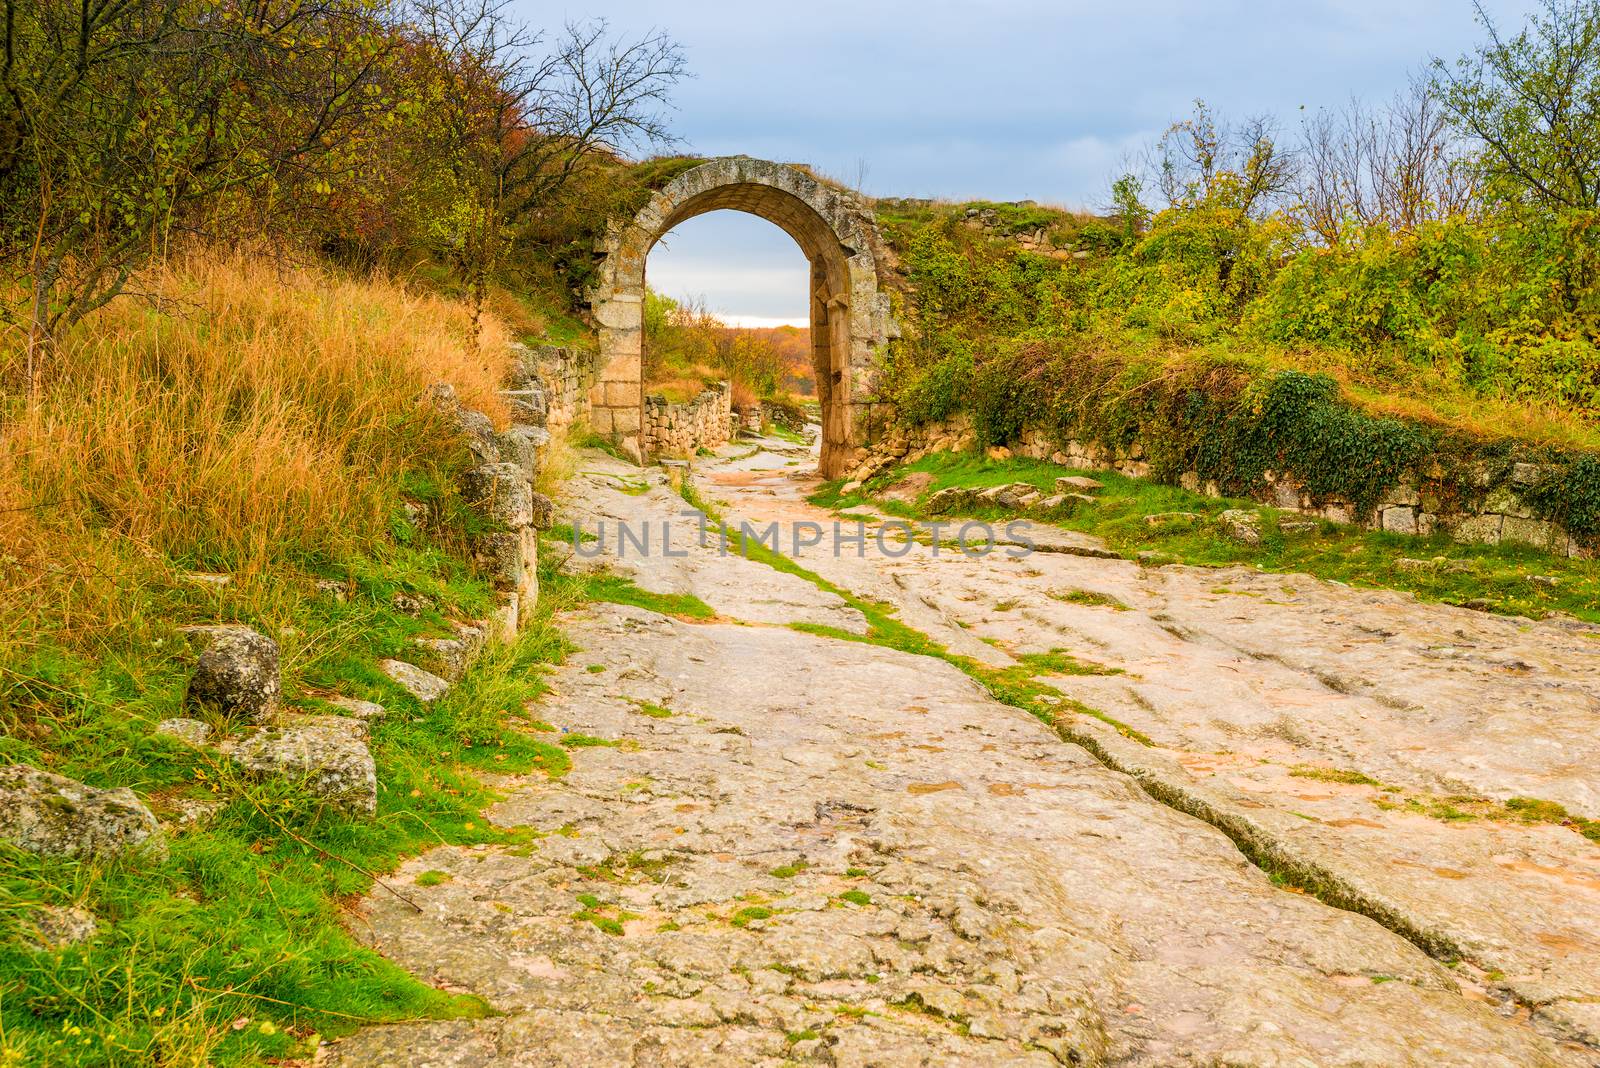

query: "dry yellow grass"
xmin=0 ymin=250 xmax=512 ymax=635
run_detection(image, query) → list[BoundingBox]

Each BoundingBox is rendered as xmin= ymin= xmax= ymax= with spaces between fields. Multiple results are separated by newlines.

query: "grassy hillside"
xmin=0 ymin=251 xmax=575 ymax=1066
xmin=871 ymin=199 xmax=1600 ymax=548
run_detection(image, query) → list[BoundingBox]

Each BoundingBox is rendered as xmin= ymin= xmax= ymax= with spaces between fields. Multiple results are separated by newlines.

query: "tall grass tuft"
xmin=0 ymin=250 xmax=512 ymax=642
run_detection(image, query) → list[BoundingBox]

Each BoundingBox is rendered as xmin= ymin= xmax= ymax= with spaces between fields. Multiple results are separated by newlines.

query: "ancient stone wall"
xmin=645 ymin=382 xmax=734 ymax=457
xmin=858 ymin=417 xmax=1591 ymax=559
xmin=586 ymin=157 xmax=897 ymax=476
xmin=509 ymin=342 xmax=599 ymax=435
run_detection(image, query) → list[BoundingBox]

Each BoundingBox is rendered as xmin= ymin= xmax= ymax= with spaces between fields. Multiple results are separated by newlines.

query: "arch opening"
xmin=587 ymin=158 xmax=894 ymax=480
xmin=644 ymin=210 xmax=816 ymax=423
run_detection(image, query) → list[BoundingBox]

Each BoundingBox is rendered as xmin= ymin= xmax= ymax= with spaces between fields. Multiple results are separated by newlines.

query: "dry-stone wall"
xmin=645 ymin=381 xmax=734 ymax=457
xmin=506 ymin=342 xmax=599 ymax=436
xmin=855 ymin=416 xmax=1591 ymax=559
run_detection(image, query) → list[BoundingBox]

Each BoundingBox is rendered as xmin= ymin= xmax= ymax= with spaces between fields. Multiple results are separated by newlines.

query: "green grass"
xmin=813 ymin=450 xmax=1600 ymax=625
xmin=543 ymin=569 xmax=716 ymax=622
xmin=0 ymin=504 xmax=588 ymax=1065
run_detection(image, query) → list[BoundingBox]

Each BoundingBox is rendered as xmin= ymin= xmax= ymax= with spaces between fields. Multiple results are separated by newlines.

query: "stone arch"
xmin=587 ymin=157 xmax=896 ymax=479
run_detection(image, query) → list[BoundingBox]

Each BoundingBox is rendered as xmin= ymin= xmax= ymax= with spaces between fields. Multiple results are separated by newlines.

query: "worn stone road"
xmin=329 ymin=439 xmax=1599 ymax=1067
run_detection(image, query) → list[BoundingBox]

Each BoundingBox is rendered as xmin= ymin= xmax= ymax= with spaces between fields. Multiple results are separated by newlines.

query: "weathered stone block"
xmin=497 ymin=424 xmax=550 ymax=482
xmin=461 ymin=463 xmax=534 ymax=529
xmin=0 ymin=765 xmax=166 ymax=860
xmin=1450 ymin=513 xmax=1504 ymax=545
xmin=185 ymin=626 xmax=281 ymax=723
xmin=155 ymin=718 xmax=212 ymax=747
xmin=231 ymin=724 xmax=377 ymax=815
xmin=1216 ymin=509 xmax=1263 ymax=545
xmin=1381 ymin=506 xmax=1419 ymax=535
xmin=1502 ymin=515 xmax=1560 ymax=551
xmin=381 ymin=659 xmax=450 ymax=703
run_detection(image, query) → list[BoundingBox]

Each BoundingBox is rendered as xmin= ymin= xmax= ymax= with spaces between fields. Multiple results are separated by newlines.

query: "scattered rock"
xmin=839 ymin=480 xmax=864 ymax=496
xmin=327 ymin=696 xmax=387 ymax=721
xmin=1279 ymin=519 xmax=1320 ymax=535
xmin=232 ymin=724 xmax=377 ymax=814
xmin=0 ymin=764 xmax=166 ymax=860
xmin=977 ymin=482 xmax=1040 ymax=510
xmin=381 ymin=659 xmax=450 ymax=703
xmin=24 ymin=905 xmax=98 ymax=950
xmin=392 ymin=590 xmax=432 ymax=616
xmin=184 ymin=626 xmax=281 ymax=724
xmin=315 ymin=579 xmax=348 ymax=602
xmin=416 ymin=623 xmax=485 ymax=681
xmin=1055 ymin=476 xmax=1104 ymax=493
xmin=924 ymin=488 xmax=974 ymax=515
xmin=1032 ymin=493 xmax=1072 ymax=515
xmin=170 ymin=797 xmax=225 ymax=830
xmin=1216 ymin=509 xmax=1263 ymax=546
xmin=154 ymin=718 xmax=212 ymax=748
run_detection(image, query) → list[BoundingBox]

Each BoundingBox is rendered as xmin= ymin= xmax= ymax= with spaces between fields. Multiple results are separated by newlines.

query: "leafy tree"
xmin=0 ymin=0 xmax=399 ymax=390
xmin=1434 ymin=0 xmax=1600 ymax=209
xmin=405 ymin=0 xmax=686 ymax=342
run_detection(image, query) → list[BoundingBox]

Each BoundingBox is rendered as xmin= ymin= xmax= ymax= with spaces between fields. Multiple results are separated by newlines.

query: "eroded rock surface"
xmin=328 ymin=445 xmax=1592 ymax=1065
xmin=0 ymin=764 xmax=166 ymax=860
xmin=183 ymin=624 xmax=280 ymax=723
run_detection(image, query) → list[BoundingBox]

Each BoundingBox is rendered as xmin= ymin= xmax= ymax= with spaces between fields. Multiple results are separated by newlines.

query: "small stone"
xmin=1216 ymin=509 xmax=1263 ymax=545
xmin=25 ymin=905 xmax=98 ymax=950
xmin=392 ymin=591 xmax=432 ymax=616
xmin=315 ymin=579 xmax=348 ymax=602
xmin=1055 ymin=476 xmax=1103 ymax=493
xmin=231 ymin=724 xmax=377 ymax=814
xmin=327 ymin=696 xmax=387 ymax=721
xmin=184 ymin=626 xmax=280 ymax=724
xmin=0 ymin=764 xmax=166 ymax=860
xmin=1278 ymin=519 xmax=1319 ymax=535
xmin=924 ymin=487 xmax=972 ymax=515
xmin=381 ymin=659 xmax=450 ymax=703
xmin=154 ymin=718 xmax=212 ymax=747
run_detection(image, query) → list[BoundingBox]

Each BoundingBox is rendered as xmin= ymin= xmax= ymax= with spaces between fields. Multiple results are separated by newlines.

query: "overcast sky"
xmin=529 ymin=0 xmax=1542 ymax=324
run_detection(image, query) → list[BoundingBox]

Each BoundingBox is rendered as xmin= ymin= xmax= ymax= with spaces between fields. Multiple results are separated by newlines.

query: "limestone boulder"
xmin=327 ymin=696 xmax=387 ymax=722
xmin=23 ymin=905 xmax=98 ymax=950
xmin=231 ymin=724 xmax=377 ymax=815
xmin=0 ymin=764 xmax=166 ymax=860
xmin=461 ymin=463 xmax=535 ymax=529
xmin=498 ymin=424 xmax=551 ymax=481
xmin=184 ymin=626 xmax=280 ymax=723
xmin=1055 ymin=475 xmax=1104 ymax=493
xmin=154 ymin=718 xmax=212 ymax=748
xmin=382 ymin=659 xmax=450 ymax=703
xmin=1216 ymin=508 xmax=1264 ymax=545
xmin=924 ymin=488 xmax=974 ymax=515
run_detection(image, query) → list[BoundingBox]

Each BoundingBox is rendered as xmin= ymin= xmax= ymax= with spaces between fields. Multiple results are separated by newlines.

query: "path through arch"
xmin=587 ymin=158 xmax=895 ymax=479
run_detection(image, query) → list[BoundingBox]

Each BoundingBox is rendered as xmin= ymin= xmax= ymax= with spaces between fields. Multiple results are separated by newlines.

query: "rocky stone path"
xmin=328 ymin=444 xmax=1597 ymax=1066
